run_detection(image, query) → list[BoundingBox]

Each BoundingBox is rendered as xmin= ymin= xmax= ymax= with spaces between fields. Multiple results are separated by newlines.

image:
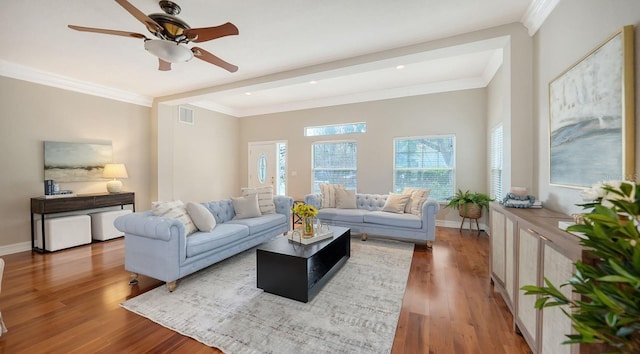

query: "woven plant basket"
xmin=458 ymin=203 xmax=482 ymax=219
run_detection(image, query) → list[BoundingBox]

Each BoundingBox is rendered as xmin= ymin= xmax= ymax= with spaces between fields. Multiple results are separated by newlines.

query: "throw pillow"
xmin=231 ymin=193 xmax=262 ymax=219
xmin=319 ymin=183 xmax=344 ymax=208
xmin=186 ymin=202 xmax=217 ymax=232
xmin=241 ymin=186 xmax=276 ymax=214
xmin=403 ymin=187 xmax=431 ymax=216
xmin=152 ymin=200 xmax=198 ymax=236
xmin=335 ymin=188 xmax=357 ymax=209
xmin=381 ymin=193 xmax=411 ymax=214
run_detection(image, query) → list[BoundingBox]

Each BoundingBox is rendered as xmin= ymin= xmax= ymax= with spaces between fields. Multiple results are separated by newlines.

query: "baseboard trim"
xmin=0 ymin=241 xmax=32 ymax=256
xmin=436 ymin=220 xmax=488 ymax=232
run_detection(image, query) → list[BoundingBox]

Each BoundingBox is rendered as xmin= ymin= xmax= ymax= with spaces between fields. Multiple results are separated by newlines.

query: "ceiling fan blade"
xmin=184 ymin=22 xmax=239 ymax=43
xmin=191 ymin=47 xmax=238 ymax=73
xmin=158 ymin=59 xmax=172 ymax=71
xmin=68 ymin=25 xmax=149 ymax=40
xmin=114 ymin=0 xmax=163 ymax=34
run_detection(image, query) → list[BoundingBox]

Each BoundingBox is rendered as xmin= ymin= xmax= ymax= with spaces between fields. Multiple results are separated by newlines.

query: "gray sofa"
xmin=305 ymin=193 xmax=439 ymax=246
xmin=114 ymin=195 xmax=293 ymax=291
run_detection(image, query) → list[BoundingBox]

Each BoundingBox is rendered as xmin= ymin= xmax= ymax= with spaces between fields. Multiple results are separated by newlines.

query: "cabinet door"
xmin=517 ymin=227 xmax=540 ymax=351
xmin=490 ymin=209 xmax=506 ymax=285
xmin=541 ymin=243 xmax=576 ymax=354
xmin=505 ymin=216 xmax=515 ymax=306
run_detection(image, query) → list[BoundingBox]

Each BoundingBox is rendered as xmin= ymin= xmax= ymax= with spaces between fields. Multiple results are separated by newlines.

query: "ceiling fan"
xmin=68 ymin=0 xmax=239 ymax=72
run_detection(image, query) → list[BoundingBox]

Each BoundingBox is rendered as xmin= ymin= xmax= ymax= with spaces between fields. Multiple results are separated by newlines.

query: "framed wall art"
xmin=44 ymin=141 xmax=113 ymax=182
xmin=549 ymin=25 xmax=635 ymax=188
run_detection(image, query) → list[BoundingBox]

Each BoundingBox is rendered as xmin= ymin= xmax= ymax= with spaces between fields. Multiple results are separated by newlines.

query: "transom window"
xmin=393 ymin=135 xmax=456 ymax=201
xmin=305 ymin=122 xmax=366 ymax=137
xmin=312 ymin=141 xmax=357 ymax=193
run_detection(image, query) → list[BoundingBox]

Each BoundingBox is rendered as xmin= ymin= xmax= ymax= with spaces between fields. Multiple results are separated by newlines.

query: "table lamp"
xmin=103 ymin=163 xmax=128 ymax=193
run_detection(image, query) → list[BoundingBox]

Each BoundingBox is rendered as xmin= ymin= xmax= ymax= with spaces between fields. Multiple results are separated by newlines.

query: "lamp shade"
xmin=103 ymin=164 xmax=128 ymax=179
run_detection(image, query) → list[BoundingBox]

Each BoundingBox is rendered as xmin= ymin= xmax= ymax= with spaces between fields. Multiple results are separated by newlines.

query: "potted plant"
xmin=445 ymin=189 xmax=493 ymax=219
xmin=292 ymin=202 xmax=318 ymax=238
xmin=522 ymin=181 xmax=640 ymax=353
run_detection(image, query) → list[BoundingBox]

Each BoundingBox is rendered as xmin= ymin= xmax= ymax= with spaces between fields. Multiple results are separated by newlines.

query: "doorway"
xmin=248 ymin=141 xmax=287 ymax=195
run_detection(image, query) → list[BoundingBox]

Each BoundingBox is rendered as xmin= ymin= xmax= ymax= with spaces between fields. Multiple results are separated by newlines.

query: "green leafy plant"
xmin=445 ymin=189 xmax=493 ymax=216
xmin=522 ymin=181 xmax=640 ymax=353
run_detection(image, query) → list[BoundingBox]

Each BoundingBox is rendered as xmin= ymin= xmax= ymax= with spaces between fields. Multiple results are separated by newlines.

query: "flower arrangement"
xmin=292 ymin=202 xmax=318 ymax=218
xmin=522 ymin=181 xmax=640 ymax=353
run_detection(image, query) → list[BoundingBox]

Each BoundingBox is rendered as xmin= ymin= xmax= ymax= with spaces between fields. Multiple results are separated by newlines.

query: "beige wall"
xmin=0 ymin=76 xmax=151 ymax=250
xmin=155 ymin=104 xmax=241 ymax=202
xmin=535 ymin=0 xmax=640 ymax=215
xmin=239 ymin=89 xmax=487 ymax=223
xmin=486 ymin=63 xmax=509 ymax=196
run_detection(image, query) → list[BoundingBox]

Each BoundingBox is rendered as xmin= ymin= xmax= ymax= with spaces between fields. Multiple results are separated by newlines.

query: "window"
xmin=490 ymin=124 xmax=503 ymax=200
xmin=305 ymin=122 xmax=366 ymax=137
xmin=393 ymin=136 xmax=455 ymax=201
xmin=312 ymin=141 xmax=357 ymax=193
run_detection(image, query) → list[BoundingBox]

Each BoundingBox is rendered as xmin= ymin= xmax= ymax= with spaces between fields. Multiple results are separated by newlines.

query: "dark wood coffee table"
xmin=256 ymin=226 xmax=350 ymax=303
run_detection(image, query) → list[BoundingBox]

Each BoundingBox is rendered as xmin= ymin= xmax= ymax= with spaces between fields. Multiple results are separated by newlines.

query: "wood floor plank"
xmin=0 ymin=227 xmax=531 ymax=353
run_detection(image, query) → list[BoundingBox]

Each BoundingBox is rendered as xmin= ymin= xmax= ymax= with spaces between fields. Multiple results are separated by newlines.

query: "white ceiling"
xmin=0 ymin=0 xmax=556 ymax=117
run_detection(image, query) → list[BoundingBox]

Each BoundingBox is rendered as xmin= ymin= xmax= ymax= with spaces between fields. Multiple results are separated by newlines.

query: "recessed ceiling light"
xmin=245 ymin=92 xmax=252 ymax=96
xmin=396 ymin=65 xmax=405 ymax=70
xmin=309 ymin=80 xmax=317 ymax=85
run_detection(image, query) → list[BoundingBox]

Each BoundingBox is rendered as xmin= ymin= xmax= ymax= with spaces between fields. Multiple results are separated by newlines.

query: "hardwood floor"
xmin=0 ymin=227 xmax=531 ymax=353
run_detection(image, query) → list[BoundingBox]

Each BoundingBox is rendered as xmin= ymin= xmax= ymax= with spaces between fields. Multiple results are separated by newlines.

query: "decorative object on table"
xmin=103 ymin=163 xmax=128 ymax=193
xmin=501 ymin=193 xmax=537 ymax=208
xmin=44 ymin=141 xmax=113 ymax=182
xmin=286 ymin=226 xmax=333 ymax=245
xmin=549 ymin=25 xmax=635 ymax=188
xmin=292 ymin=202 xmax=318 ymax=238
xmin=44 ymin=179 xmax=54 ymax=195
xmin=522 ymin=181 xmax=640 ymax=353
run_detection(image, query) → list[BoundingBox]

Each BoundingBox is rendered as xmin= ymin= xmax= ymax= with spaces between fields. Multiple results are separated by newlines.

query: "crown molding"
xmin=521 ymin=0 xmax=560 ymax=36
xmin=0 ymin=60 xmax=153 ymax=107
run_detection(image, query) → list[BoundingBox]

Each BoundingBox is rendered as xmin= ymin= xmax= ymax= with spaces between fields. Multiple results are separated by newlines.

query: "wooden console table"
xmin=30 ymin=192 xmax=135 ymax=253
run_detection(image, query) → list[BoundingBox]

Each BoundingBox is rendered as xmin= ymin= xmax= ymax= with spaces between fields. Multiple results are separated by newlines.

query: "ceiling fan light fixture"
xmin=144 ymin=39 xmax=193 ymax=63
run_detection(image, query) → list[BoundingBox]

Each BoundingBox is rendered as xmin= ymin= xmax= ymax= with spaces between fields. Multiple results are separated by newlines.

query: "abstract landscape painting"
xmin=549 ymin=27 xmax=634 ymax=188
xmin=44 ymin=141 xmax=113 ymax=182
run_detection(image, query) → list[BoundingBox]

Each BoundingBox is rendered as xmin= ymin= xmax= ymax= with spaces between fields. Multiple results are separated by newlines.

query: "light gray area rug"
xmin=121 ymin=237 xmax=414 ymax=354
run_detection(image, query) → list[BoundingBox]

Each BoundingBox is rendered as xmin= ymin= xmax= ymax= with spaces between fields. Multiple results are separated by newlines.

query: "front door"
xmin=248 ymin=142 xmax=282 ymax=193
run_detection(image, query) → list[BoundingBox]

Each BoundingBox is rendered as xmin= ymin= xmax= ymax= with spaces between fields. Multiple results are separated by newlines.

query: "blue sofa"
xmin=305 ymin=193 xmax=439 ymax=246
xmin=114 ymin=195 xmax=293 ymax=291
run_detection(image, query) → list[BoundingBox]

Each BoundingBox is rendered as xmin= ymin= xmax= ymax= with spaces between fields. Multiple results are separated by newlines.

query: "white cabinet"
xmin=516 ymin=226 xmax=540 ymax=349
xmin=490 ymin=209 xmax=506 ymax=284
xmin=489 ymin=205 xmax=516 ymax=311
xmin=541 ymin=242 xmax=575 ymax=354
xmin=490 ymin=203 xmax=583 ymax=354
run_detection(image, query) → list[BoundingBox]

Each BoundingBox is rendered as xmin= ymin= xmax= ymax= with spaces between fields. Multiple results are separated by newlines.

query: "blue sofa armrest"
xmin=304 ymin=194 xmax=322 ymax=209
xmin=422 ymin=199 xmax=440 ymax=241
xmin=274 ymin=195 xmax=294 ymax=229
xmin=114 ymin=211 xmax=186 ymax=241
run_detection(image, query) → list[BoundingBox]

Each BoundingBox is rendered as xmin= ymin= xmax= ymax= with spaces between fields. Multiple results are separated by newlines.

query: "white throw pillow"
xmin=152 ymin=200 xmax=198 ymax=236
xmin=381 ymin=193 xmax=411 ymax=214
xmin=403 ymin=187 xmax=431 ymax=216
xmin=232 ymin=193 xmax=262 ymax=219
xmin=319 ymin=183 xmax=344 ymax=208
xmin=241 ymin=186 xmax=276 ymax=214
xmin=186 ymin=202 xmax=217 ymax=232
xmin=335 ymin=188 xmax=357 ymax=209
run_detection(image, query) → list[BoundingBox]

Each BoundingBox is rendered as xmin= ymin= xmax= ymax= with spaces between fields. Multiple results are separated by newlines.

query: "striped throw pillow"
xmin=241 ymin=186 xmax=276 ymax=214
